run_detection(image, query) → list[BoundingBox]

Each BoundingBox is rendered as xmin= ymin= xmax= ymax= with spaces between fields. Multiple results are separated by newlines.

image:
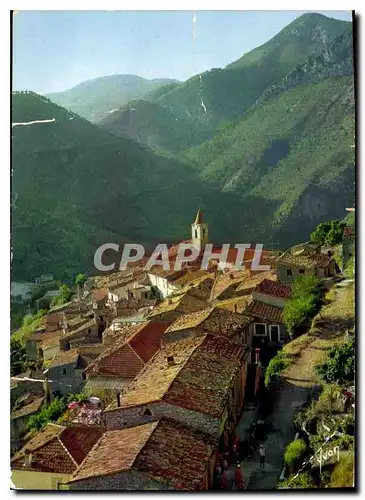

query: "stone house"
xmin=104 ymin=335 xmax=249 ymax=448
xmin=47 ymin=349 xmax=89 ymax=396
xmin=11 ymin=394 xmax=45 ymax=453
xmin=84 ymin=321 xmax=169 ymax=403
xmin=162 ymin=305 xmax=253 ymax=346
xmin=68 ymin=418 xmax=218 ymax=491
xmin=11 ymin=424 xmax=104 ymax=490
xmin=276 ymin=244 xmax=338 ymax=284
xmin=147 ymin=268 xmax=187 ymax=299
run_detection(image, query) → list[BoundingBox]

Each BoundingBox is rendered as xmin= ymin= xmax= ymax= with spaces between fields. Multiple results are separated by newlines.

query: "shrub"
xmin=283 ymin=276 xmax=323 ymax=334
xmin=311 ymin=220 xmax=345 ymax=246
xmin=281 ymin=472 xmax=317 ymax=489
xmin=265 ymin=353 xmax=292 ymax=387
xmin=284 ymin=439 xmax=307 ymax=470
xmin=330 ymin=451 xmax=354 ymax=488
xmin=316 ymin=341 xmax=355 ymax=385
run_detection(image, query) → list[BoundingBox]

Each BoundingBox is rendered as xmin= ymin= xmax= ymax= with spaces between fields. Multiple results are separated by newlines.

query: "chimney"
xmin=116 ymin=392 xmax=121 ymax=408
xmin=24 ymin=448 xmax=32 ymax=467
xmin=167 ymin=355 xmax=175 ymax=367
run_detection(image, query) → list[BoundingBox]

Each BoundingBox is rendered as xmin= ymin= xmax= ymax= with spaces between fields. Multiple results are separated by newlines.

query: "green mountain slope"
xmin=186 ymin=76 xmax=355 ymax=244
xmin=47 ymin=75 xmax=179 ymax=123
xmin=98 ymin=99 xmax=211 ymax=151
xmin=11 ymin=92 xmax=249 ymax=280
xmin=97 ymin=13 xmax=351 ymax=152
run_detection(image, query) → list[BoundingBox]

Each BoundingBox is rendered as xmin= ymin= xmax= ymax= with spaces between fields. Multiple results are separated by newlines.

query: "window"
xmin=254 ymin=323 xmax=266 ymax=336
xmin=63 ymin=368 xmax=67 ymax=375
xmin=194 ymin=229 xmax=198 ymax=239
xmin=298 ymin=269 xmax=305 ymax=275
xmin=144 ymin=408 xmax=152 ymax=416
xmin=286 ymin=268 xmax=293 ymax=277
xmin=269 ymin=325 xmax=280 ymax=342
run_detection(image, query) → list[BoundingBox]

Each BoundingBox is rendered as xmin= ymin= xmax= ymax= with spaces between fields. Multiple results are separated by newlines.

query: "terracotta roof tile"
xmin=247 ymin=300 xmax=283 ymax=323
xmin=255 ymin=279 xmax=292 ymax=299
xmin=69 ymin=419 xmax=216 ymax=490
xmin=106 ymin=335 xmax=246 ymax=418
xmin=164 ymin=335 xmax=245 ymax=417
xmin=92 ymin=288 xmax=108 ymax=302
xmin=59 ymin=426 xmax=104 ymax=465
xmin=49 ymin=349 xmax=80 ymax=368
xmin=11 ymin=424 xmax=104 ymax=474
xmin=106 ymin=337 xmax=204 ymax=410
xmin=86 ymin=322 xmax=168 ymax=379
xmin=128 ymin=321 xmax=169 ymax=363
xmin=11 ymin=396 xmax=44 ymax=420
xmin=236 ymin=270 xmax=277 ymax=294
xmin=68 ymin=421 xmax=158 ymax=483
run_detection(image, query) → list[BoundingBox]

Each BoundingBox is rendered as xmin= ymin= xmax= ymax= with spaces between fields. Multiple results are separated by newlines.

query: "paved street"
xmin=232 ymin=380 xmax=313 ymax=490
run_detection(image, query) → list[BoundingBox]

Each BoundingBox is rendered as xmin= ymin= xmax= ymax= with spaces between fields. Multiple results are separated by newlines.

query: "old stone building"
xmin=104 ymin=335 xmax=249 ymax=447
xmin=84 ymin=321 xmax=169 ymax=403
xmin=11 ymin=424 xmax=104 ymax=490
xmin=68 ymin=418 xmax=218 ymax=491
xmin=276 ymin=243 xmax=338 ymax=284
xmin=162 ymin=305 xmax=252 ymax=345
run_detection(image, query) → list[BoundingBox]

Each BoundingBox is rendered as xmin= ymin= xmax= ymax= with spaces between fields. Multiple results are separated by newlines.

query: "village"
xmin=10 ymin=209 xmax=355 ymax=491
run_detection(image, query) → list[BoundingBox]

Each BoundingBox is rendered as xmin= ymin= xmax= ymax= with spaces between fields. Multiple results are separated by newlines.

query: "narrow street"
xmin=232 ymin=381 xmax=312 ymax=490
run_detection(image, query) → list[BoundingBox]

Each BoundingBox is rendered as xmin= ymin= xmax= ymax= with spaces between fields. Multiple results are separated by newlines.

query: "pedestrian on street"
xmin=234 ymin=463 xmax=244 ymax=490
xmin=259 ymin=443 xmax=266 ymax=468
xmin=220 ymin=471 xmax=228 ymax=489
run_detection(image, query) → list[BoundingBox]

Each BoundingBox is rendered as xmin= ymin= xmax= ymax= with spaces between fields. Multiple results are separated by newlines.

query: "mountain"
xmin=12 ymin=13 xmax=355 ymax=280
xmin=186 ymin=75 xmax=355 ymax=243
xmin=47 ymin=75 xmax=179 ymax=122
xmin=98 ymin=13 xmax=351 ymax=151
xmin=98 ymin=100 xmax=212 ymax=152
xmin=11 ymin=92 xmax=249 ymax=280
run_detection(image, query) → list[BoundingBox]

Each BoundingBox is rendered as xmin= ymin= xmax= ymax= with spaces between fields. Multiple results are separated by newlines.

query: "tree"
xmin=311 ymin=220 xmax=345 ymax=246
xmin=316 ymin=341 xmax=355 ymax=385
xmin=51 ymin=284 xmax=73 ymax=307
xmin=10 ymin=338 xmax=27 ymax=376
xmin=75 ymin=273 xmax=87 ymax=303
xmin=283 ymin=275 xmax=323 ymax=334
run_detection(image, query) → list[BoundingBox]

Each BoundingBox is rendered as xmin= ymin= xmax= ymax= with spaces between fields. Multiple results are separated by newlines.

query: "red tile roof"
xmin=128 ymin=321 xmax=169 ymax=363
xmin=59 ymin=426 xmax=105 ymax=465
xmin=11 ymin=424 xmax=104 ymax=474
xmin=255 ymin=279 xmax=292 ymax=299
xmin=69 ymin=419 xmax=217 ymax=490
xmin=92 ymin=288 xmax=108 ymax=303
xmin=247 ymin=300 xmax=283 ymax=323
xmin=86 ymin=322 xmax=169 ymax=378
xmin=107 ymin=335 xmax=246 ymax=419
xmin=68 ymin=421 xmax=158 ymax=483
xmin=164 ymin=335 xmax=245 ymax=417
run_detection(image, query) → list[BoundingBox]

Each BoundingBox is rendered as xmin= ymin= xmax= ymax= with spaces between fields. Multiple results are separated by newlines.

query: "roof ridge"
xmin=57 ymin=434 xmax=79 ymax=468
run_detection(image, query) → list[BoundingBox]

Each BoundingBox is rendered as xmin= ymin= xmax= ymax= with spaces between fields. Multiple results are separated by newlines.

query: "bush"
xmin=284 ymin=439 xmax=307 ymax=470
xmin=281 ymin=472 xmax=317 ymax=489
xmin=329 ymin=451 xmax=354 ymax=488
xmin=283 ymin=276 xmax=323 ymax=334
xmin=316 ymin=341 xmax=355 ymax=385
xmin=265 ymin=353 xmax=292 ymax=387
xmin=311 ymin=220 xmax=345 ymax=246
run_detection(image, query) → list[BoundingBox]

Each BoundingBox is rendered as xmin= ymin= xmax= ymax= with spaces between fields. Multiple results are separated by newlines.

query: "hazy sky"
xmin=13 ymin=10 xmax=352 ymax=94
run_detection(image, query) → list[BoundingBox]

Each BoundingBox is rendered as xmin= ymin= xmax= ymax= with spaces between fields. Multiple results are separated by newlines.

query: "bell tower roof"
xmin=193 ymin=208 xmax=204 ymax=225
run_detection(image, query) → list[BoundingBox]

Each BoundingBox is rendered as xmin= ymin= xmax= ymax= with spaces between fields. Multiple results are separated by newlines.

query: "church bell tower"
xmin=191 ymin=208 xmax=209 ymax=252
